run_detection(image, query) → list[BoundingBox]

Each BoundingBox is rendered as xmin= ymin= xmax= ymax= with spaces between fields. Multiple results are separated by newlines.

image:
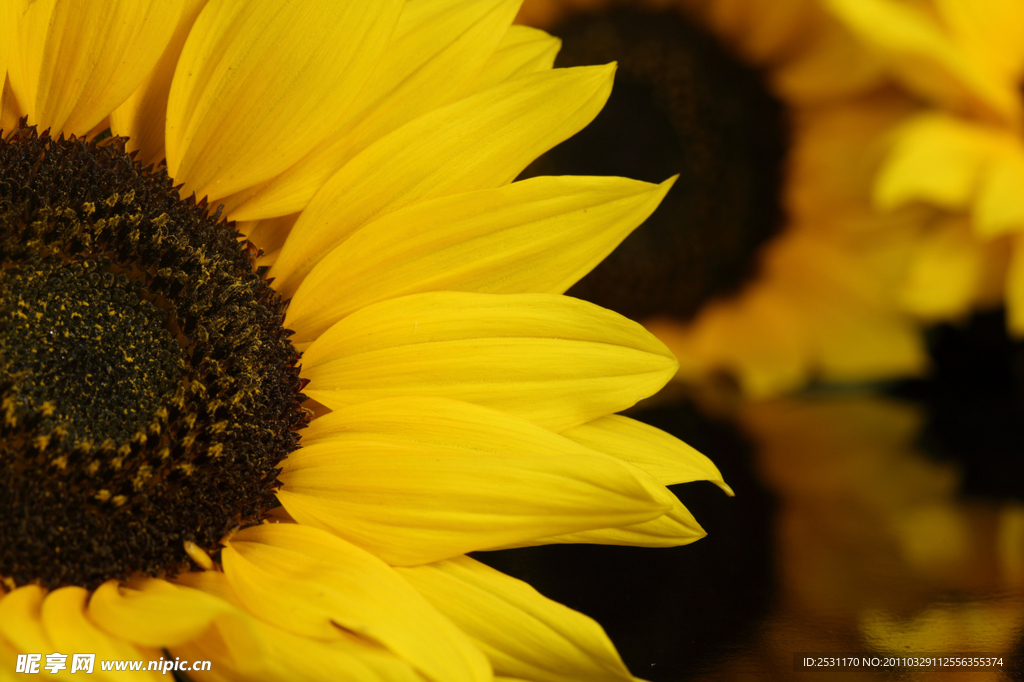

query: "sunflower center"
xmin=0 ymin=125 xmax=307 ymax=589
xmin=0 ymin=259 xmax=184 ymax=445
xmin=521 ymin=7 xmax=788 ymax=322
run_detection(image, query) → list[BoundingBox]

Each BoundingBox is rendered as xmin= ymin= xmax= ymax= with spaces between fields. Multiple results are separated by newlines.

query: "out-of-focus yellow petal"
xmin=171 ymin=571 xmax=422 ymax=682
xmin=561 ymin=414 xmax=733 ymax=494
xmin=300 ymin=292 xmax=676 ymax=431
xmin=398 ymin=555 xmax=636 ymax=682
xmin=934 ymin=0 xmax=1024 ymax=83
xmin=5 ymin=0 xmax=182 ymax=136
xmin=222 ymin=524 xmax=491 ymax=682
xmin=41 ymin=587 xmax=161 ymax=681
xmin=231 ymin=0 xmax=521 ymax=221
xmin=875 ymin=113 xmax=1009 ymax=212
xmin=88 ymin=578 xmax=233 ymax=648
xmin=976 ymin=149 xmax=1024 ymax=237
xmin=460 ymin=25 xmax=560 ymax=94
xmin=825 ymin=0 xmax=1018 ymax=120
xmin=286 ymin=175 xmax=674 ymax=338
xmin=109 ymin=0 xmax=208 ymax=164
xmin=282 ymin=397 xmax=668 ymax=565
xmin=0 ymin=586 xmax=51 ymax=655
xmin=268 ymin=64 xmax=616 ymax=297
xmin=165 ymin=0 xmax=403 ymax=201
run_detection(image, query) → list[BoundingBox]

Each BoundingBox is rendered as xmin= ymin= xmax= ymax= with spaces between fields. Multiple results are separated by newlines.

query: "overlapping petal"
xmin=268 ymin=64 xmax=617 ymax=296
xmin=286 ymin=175 xmax=675 ymax=339
xmin=5 ymin=0 xmax=182 ymax=135
xmin=398 ymin=555 xmax=638 ymax=682
xmin=300 ymin=292 xmax=677 ymax=431
xmin=165 ymin=0 xmax=404 ymax=201
xmin=284 ymin=397 xmax=669 ymax=564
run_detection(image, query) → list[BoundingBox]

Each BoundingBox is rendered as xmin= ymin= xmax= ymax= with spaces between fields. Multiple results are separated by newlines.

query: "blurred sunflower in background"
xmin=822 ymin=0 xmax=1024 ymax=333
xmin=516 ymin=0 xmax=937 ymax=397
xmin=0 ymin=0 xmax=733 ymax=679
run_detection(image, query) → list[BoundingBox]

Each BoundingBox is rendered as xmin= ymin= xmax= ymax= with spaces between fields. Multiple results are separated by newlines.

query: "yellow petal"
xmin=1006 ymin=233 xmax=1024 ymax=336
xmin=5 ymin=0 xmax=183 ymax=135
xmin=506 ymin=467 xmax=706 ymax=549
xmin=41 ymin=587 xmax=161 ymax=681
xmin=397 ymin=555 xmax=636 ymax=682
xmin=268 ymin=64 xmax=616 ymax=296
xmin=875 ymin=113 xmax=1008 ymax=211
xmin=109 ymin=0 xmax=208 ymax=164
xmin=0 ymin=586 xmax=51 ymax=654
xmin=825 ymin=0 xmax=1018 ymax=120
xmin=222 ymin=523 xmax=491 ymax=682
xmin=976 ymin=148 xmax=1024 ymax=237
xmin=459 ymin=25 xmax=560 ymax=95
xmin=171 ymin=571 xmax=422 ymax=682
xmin=934 ymin=0 xmax=1024 ymax=83
xmin=165 ymin=0 xmax=404 ymax=201
xmin=231 ymin=0 xmax=521 ymax=221
xmin=300 ymin=292 xmax=677 ymax=432
xmin=286 ymin=174 xmax=675 ymax=338
xmin=282 ymin=397 xmax=668 ymax=564
xmin=88 ymin=578 xmax=233 ymax=648
xmin=561 ymin=414 xmax=733 ymax=493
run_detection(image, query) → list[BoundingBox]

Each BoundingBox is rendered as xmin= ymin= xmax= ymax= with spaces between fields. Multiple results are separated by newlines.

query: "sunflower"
xmin=514 ymin=0 xmax=931 ymax=397
xmin=0 ymin=1 xmax=732 ymax=679
xmin=822 ymin=0 xmax=1024 ymax=335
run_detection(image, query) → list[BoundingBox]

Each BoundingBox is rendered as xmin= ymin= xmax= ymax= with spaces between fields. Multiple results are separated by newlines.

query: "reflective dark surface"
xmin=481 ymin=390 xmax=1024 ymax=681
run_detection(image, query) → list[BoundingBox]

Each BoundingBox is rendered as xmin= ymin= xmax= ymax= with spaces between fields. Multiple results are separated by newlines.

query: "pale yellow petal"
xmin=165 ymin=0 xmax=404 ymax=201
xmin=286 ymin=175 xmax=675 ymax=339
xmin=268 ymin=64 xmax=616 ymax=297
xmin=231 ymin=0 xmax=521 ymax=221
xmin=282 ymin=397 xmax=668 ymax=564
xmin=41 ymin=587 xmax=161 ymax=681
xmin=875 ymin=113 xmax=1009 ymax=212
xmin=300 ymin=292 xmax=676 ymax=432
xmin=109 ymin=0 xmax=208 ymax=164
xmin=5 ymin=0 xmax=182 ymax=135
xmin=561 ymin=414 xmax=733 ymax=493
xmin=171 ymin=571 xmax=422 ymax=682
xmin=976 ymin=148 xmax=1024 ymax=237
xmin=825 ymin=0 xmax=1018 ymax=119
xmin=397 ymin=555 xmax=636 ymax=682
xmin=222 ymin=523 xmax=491 ymax=682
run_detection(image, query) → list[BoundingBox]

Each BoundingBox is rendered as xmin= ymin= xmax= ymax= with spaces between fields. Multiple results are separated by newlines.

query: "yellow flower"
xmin=516 ymin=0 xmax=931 ymax=397
xmin=0 ymin=0 xmax=731 ymax=679
xmin=824 ymin=0 xmax=1024 ymax=333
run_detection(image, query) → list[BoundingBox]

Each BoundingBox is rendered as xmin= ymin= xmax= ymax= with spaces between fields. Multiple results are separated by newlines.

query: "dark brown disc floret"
xmin=0 ymin=124 xmax=308 ymax=589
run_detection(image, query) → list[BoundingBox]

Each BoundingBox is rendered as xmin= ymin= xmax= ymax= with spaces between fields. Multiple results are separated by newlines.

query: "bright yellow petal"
xmin=171 ymin=571 xmax=422 ymax=682
xmin=300 ymin=292 xmax=676 ymax=431
xmin=5 ymin=0 xmax=182 ymax=135
xmin=88 ymin=578 xmax=234 ymax=648
xmin=109 ymin=0 xmax=208 ymax=164
xmin=222 ymin=523 xmax=491 ymax=682
xmin=0 ymin=586 xmax=51 ymax=655
xmin=934 ymin=0 xmax=1024 ymax=83
xmin=561 ymin=414 xmax=733 ymax=493
xmin=165 ymin=0 xmax=404 ymax=201
xmin=875 ymin=113 xmax=1009 ymax=212
xmin=41 ymin=587 xmax=161 ymax=681
xmin=459 ymin=24 xmax=560 ymax=95
xmin=231 ymin=0 xmax=521 ymax=221
xmin=286 ymin=175 xmax=675 ymax=338
xmin=282 ymin=397 xmax=668 ymax=564
xmin=268 ymin=64 xmax=616 ymax=297
xmin=825 ymin=0 xmax=1018 ymax=120
xmin=397 ymin=555 xmax=636 ymax=682
xmin=976 ymin=148 xmax=1024 ymax=237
